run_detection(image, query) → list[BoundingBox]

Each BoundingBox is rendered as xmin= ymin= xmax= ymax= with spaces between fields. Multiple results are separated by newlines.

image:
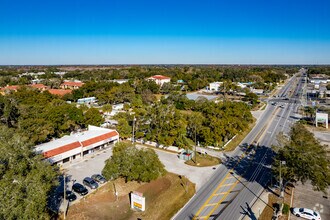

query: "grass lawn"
xmin=224 ymin=118 xmax=256 ymax=152
xmin=66 ymin=172 xmax=195 ymax=220
xmin=185 ymin=153 xmax=221 ymax=167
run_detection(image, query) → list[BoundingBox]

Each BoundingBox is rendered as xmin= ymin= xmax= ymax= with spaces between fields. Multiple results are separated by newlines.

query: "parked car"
xmin=83 ymin=177 xmax=99 ymax=189
xmin=59 ymin=190 xmax=77 ymax=202
xmin=72 ymin=183 xmax=88 ymax=196
xmin=292 ymin=207 xmax=321 ymax=220
xmin=91 ymin=174 xmax=107 ymax=184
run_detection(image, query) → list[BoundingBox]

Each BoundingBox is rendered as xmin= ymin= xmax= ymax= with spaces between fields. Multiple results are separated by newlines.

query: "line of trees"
xmin=115 ymin=98 xmax=253 ymax=148
xmin=0 ymin=87 xmax=104 ymax=145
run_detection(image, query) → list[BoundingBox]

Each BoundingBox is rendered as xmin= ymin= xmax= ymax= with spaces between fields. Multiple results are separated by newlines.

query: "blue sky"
xmin=0 ymin=0 xmax=330 ymax=64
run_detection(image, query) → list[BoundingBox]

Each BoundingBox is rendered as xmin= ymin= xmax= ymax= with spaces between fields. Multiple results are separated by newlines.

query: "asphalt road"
xmin=174 ymin=69 xmax=306 ymax=220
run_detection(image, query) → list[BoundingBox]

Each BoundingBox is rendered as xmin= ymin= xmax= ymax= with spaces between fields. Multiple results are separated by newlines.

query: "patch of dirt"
xmin=66 ymin=173 xmax=195 ymax=220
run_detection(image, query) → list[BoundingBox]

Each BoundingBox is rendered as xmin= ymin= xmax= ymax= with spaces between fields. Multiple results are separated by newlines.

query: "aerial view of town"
xmin=0 ymin=1 xmax=329 ymax=220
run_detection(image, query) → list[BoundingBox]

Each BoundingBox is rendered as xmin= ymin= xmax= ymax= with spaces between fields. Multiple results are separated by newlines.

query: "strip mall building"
xmin=35 ymin=125 xmax=119 ymax=165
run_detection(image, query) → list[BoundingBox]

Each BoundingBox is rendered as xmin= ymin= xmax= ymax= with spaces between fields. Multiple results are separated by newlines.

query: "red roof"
xmin=81 ymin=131 xmax=119 ymax=147
xmin=0 ymin=85 xmax=20 ymax=91
xmin=149 ymin=75 xmax=171 ymax=80
xmin=30 ymin=84 xmax=48 ymax=89
xmin=61 ymin=81 xmax=84 ymax=87
xmin=43 ymin=141 xmax=81 ymax=158
xmin=48 ymin=89 xmax=72 ymax=96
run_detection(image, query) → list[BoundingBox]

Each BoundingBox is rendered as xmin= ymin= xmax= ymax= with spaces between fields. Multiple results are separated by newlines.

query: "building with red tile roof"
xmin=30 ymin=83 xmax=48 ymax=91
xmin=0 ymin=85 xmax=20 ymax=95
xmin=35 ymin=125 xmax=119 ymax=165
xmin=147 ymin=75 xmax=171 ymax=86
xmin=60 ymin=81 xmax=84 ymax=90
xmin=47 ymin=89 xmax=72 ymax=96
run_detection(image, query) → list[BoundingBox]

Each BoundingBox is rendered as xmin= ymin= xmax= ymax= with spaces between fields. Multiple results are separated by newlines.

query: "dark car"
xmin=83 ymin=177 xmax=99 ymax=189
xmin=72 ymin=183 xmax=88 ymax=196
xmin=59 ymin=190 xmax=77 ymax=202
xmin=91 ymin=174 xmax=107 ymax=184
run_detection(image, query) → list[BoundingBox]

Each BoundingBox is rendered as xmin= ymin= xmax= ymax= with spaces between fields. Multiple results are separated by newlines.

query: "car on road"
xmin=292 ymin=207 xmax=321 ymax=220
xmin=72 ymin=183 xmax=88 ymax=196
xmin=91 ymin=174 xmax=107 ymax=184
xmin=83 ymin=177 xmax=99 ymax=189
xmin=59 ymin=190 xmax=77 ymax=202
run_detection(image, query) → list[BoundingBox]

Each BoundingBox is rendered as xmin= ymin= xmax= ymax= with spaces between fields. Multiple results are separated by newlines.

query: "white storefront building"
xmin=35 ymin=125 xmax=119 ymax=165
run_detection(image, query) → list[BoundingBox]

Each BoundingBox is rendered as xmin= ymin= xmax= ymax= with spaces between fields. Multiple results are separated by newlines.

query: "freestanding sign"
xmin=131 ymin=191 xmax=146 ymax=211
xmin=316 ymin=112 xmax=328 ymax=129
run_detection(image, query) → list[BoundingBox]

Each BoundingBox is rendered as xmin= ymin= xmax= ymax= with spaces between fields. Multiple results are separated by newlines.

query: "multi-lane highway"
xmin=174 ymin=69 xmax=306 ymax=220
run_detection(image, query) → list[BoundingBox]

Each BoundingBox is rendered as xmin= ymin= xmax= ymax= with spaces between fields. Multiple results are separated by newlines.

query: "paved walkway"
xmin=136 ymin=144 xmax=220 ymax=190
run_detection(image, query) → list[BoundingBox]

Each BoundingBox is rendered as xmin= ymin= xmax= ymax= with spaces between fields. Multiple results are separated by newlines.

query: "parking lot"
xmin=290 ymin=181 xmax=329 ymax=220
xmin=53 ymin=143 xmax=221 ymax=214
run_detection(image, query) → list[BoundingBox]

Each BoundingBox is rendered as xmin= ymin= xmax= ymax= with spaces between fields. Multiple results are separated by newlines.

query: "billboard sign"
xmin=316 ymin=113 xmax=328 ymax=123
xmin=131 ymin=191 xmax=145 ymax=211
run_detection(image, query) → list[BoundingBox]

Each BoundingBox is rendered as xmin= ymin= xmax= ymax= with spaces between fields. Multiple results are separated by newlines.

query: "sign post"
xmin=316 ymin=113 xmax=328 ymax=129
xmin=131 ymin=191 xmax=146 ymax=211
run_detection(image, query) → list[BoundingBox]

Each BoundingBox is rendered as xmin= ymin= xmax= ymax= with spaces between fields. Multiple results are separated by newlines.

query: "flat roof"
xmin=35 ymin=125 xmax=118 ymax=153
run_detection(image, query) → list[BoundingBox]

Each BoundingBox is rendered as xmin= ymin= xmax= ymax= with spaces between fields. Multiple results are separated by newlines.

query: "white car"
xmin=292 ymin=207 xmax=321 ymax=220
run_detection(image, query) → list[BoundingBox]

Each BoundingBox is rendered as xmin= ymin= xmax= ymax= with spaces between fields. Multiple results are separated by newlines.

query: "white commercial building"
xmin=35 ymin=125 xmax=119 ymax=165
xmin=209 ymin=82 xmax=223 ymax=91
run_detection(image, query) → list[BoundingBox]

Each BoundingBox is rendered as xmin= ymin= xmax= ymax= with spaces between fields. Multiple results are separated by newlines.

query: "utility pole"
xmin=279 ymin=161 xmax=286 ymax=200
xmin=194 ymin=125 xmax=197 ymax=164
xmin=132 ymin=117 xmax=136 ymax=144
xmin=63 ymin=173 xmax=66 ymax=220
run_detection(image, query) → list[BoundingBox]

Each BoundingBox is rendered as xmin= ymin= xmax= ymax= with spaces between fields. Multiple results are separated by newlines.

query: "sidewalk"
xmin=242 ymin=190 xmax=270 ymax=220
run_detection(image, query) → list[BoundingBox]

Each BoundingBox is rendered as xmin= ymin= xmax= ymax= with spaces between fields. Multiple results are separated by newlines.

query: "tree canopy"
xmin=272 ymin=123 xmax=330 ymax=193
xmin=0 ymin=126 xmax=59 ymax=219
xmin=102 ymin=142 xmax=166 ymax=182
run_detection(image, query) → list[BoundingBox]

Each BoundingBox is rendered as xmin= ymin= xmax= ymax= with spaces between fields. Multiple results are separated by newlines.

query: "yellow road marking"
xmin=193 ymin=108 xmax=281 ymax=219
xmin=221 ymin=182 xmax=236 ymax=187
xmin=205 ymin=203 xmax=218 ymax=207
xmin=213 ymin=192 xmax=227 ymax=196
xmin=193 ymin=170 xmax=233 ymax=218
xmin=204 ymin=180 xmax=240 ymax=219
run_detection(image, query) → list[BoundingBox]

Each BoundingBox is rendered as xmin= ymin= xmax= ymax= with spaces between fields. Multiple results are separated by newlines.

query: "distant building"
xmin=77 ymin=97 xmax=96 ymax=105
xmin=48 ymin=89 xmax=72 ymax=96
xmin=53 ymin=72 xmax=66 ymax=76
xmin=60 ymin=81 xmax=84 ymax=90
xmin=236 ymin=82 xmax=253 ymax=89
xmin=310 ymin=77 xmax=329 ymax=84
xmin=30 ymin=83 xmax=48 ymax=91
xmin=251 ymin=89 xmax=264 ymax=95
xmin=147 ymin=75 xmax=171 ymax=86
xmin=19 ymin=72 xmax=45 ymax=78
xmin=112 ymin=79 xmax=129 ymax=84
xmin=0 ymin=85 xmax=20 ymax=95
xmin=35 ymin=125 xmax=119 ymax=165
xmin=208 ymin=82 xmax=223 ymax=91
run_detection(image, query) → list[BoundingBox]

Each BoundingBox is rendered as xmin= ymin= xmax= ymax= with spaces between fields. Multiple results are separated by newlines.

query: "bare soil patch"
xmin=66 ymin=172 xmax=195 ymax=220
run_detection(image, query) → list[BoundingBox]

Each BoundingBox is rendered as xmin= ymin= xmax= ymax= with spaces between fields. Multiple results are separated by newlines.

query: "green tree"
xmin=102 ymin=103 xmax=112 ymax=114
xmin=0 ymin=126 xmax=59 ymax=219
xmin=272 ymin=124 xmax=330 ymax=193
xmin=84 ymin=108 xmax=104 ymax=126
xmin=102 ymin=142 xmax=165 ymax=182
xmin=116 ymin=118 xmax=132 ymax=139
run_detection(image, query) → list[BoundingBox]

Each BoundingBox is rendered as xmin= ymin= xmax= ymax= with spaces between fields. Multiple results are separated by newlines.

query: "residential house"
xmin=60 ymin=81 xmax=84 ymax=90
xmin=147 ymin=75 xmax=171 ymax=86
